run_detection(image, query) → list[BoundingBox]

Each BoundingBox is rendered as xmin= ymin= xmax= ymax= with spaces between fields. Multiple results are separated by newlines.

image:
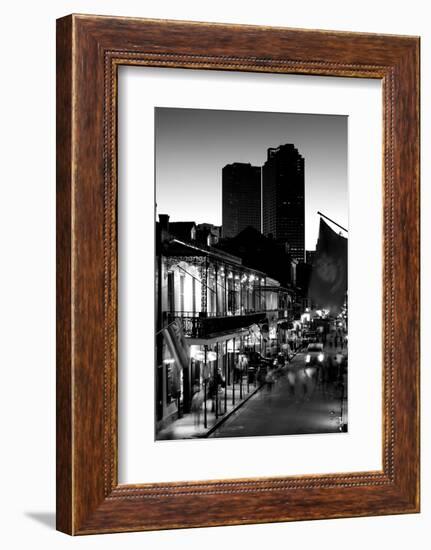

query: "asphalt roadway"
xmin=209 ymin=349 xmax=347 ymax=438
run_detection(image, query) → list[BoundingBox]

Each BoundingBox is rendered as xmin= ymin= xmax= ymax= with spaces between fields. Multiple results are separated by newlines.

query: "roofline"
xmin=167 ymin=238 xmax=279 ymax=280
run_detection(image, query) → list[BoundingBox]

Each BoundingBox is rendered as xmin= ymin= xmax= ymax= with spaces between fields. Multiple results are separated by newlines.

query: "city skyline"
xmin=155 ymin=107 xmax=348 ymax=250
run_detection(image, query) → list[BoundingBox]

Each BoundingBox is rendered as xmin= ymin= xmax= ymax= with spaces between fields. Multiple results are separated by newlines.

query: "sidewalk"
xmin=156 ymin=376 xmax=263 ymax=440
xmin=156 ymin=347 xmax=307 ymax=440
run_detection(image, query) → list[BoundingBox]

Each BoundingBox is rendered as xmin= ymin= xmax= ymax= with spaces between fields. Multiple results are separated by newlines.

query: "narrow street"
xmin=209 ymin=348 xmax=347 ymax=438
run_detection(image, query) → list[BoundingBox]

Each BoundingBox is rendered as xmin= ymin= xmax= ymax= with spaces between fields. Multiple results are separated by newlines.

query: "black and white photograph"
xmin=155 ymin=107 xmax=348 ymax=440
xmin=1 ymin=1 xmax=424 ymax=546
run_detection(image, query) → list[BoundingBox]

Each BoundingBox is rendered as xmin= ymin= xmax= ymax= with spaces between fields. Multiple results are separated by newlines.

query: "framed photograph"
xmin=56 ymin=15 xmax=420 ymax=534
xmin=152 ymin=107 xmax=349 ymax=442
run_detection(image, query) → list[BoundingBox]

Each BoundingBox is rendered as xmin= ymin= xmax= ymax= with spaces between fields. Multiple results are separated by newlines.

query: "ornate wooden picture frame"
xmin=56 ymin=14 xmax=420 ymax=534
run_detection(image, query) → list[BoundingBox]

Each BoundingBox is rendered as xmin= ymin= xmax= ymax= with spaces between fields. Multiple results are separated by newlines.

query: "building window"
xmin=228 ymin=278 xmax=235 ymax=315
xmin=179 ymin=274 xmax=185 ymax=313
xmin=210 ymin=272 xmax=217 ymax=314
xmin=167 ymin=271 xmax=175 ymax=313
xmin=166 ymin=363 xmax=173 ymax=404
xmin=192 ymin=277 xmax=196 ymax=314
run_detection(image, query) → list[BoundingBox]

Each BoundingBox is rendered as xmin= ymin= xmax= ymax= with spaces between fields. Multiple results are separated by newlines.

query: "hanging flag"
xmin=308 ymin=219 xmax=347 ymax=312
xmin=163 ymin=319 xmax=190 ymax=373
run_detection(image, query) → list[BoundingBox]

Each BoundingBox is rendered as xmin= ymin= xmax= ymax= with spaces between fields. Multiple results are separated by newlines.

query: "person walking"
xmin=190 ymin=383 xmax=204 ymax=428
xmin=305 ymin=364 xmax=317 ymax=398
xmin=265 ymin=368 xmax=276 ymax=393
xmin=286 ymin=365 xmax=296 ymax=397
xmin=335 ymin=351 xmax=344 ymax=379
xmin=210 ymin=368 xmax=226 ymax=414
xmin=295 ymin=365 xmax=308 ymax=401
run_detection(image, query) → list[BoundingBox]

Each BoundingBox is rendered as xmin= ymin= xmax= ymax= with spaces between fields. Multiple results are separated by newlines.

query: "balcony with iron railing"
xmin=166 ymin=311 xmax=265 ymax=338
xmin=165 ymin=309 xmax=291 ymax=338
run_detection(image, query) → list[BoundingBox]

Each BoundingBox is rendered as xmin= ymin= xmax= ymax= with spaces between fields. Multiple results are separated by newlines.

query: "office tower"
xmin=262 ymin=144 xmax=305 ymax=262
xmin=222 ymin=163 xmax=261 ymax=238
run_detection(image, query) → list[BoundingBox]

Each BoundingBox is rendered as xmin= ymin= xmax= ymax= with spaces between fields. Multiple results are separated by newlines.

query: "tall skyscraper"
xmin=262 ymin=144 xmax=305 ymax=262
xmin=222 ymin=163 xmax=261 ymax=238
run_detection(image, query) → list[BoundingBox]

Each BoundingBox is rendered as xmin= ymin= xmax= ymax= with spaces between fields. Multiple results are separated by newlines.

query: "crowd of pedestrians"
xmin=187 ymin=330 xmax=347 ymax=429
xmin=263 ymin=336 xmax=347 ymax=404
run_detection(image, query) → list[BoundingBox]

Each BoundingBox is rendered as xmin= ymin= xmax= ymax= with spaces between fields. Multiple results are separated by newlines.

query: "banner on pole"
xmin=308 ymin=219 xmax=347 ymax=312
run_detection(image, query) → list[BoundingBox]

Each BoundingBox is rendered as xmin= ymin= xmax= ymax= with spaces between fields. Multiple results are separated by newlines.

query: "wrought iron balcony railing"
xmin=166 ymin=311 xmax=267 ymax=338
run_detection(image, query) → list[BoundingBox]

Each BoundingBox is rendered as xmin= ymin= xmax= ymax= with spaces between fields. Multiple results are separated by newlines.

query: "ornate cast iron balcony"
xmin=166 ymin=311 xmax=267 ymax=338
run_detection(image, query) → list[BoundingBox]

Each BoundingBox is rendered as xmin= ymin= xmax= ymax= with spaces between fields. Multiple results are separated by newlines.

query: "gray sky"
xmin=155 ymin=108 xmax=347 ymax=250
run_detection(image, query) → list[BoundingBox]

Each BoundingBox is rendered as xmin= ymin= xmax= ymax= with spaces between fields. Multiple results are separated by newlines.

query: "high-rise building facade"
xmin=262 ymin=144 xmax=305 ymax=262
xmin=222 ymin=162 xmax=261 ymax=238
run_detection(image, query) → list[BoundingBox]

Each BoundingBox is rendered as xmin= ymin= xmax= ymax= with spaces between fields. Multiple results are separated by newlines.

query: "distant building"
xmin=168 ymin=221 xmax=197 ymax=242
xmin=167 ymin=220 xmax=222 ymax=248
xmin=196 ymin=223 xmax=221 ymax=247
xmin=296 ymin=261 xmax=312 ymax=305
xmin=306 ymin=250 xmax=316 ymax=265
xmin=216 ymin=226 xmax=297 ymax=289
xmin=222 ymin=162 xmax=261 ymax=238
xmin=262 ymin=144 xmax=305 ymax=262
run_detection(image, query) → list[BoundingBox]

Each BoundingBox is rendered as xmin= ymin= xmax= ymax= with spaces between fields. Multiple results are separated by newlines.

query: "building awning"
xmin=187 ymin=327 xmax=251 ymax=345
